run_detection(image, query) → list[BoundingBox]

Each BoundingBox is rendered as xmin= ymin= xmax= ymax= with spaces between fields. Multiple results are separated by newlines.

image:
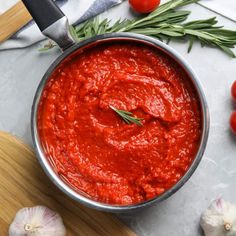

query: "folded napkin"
xmin=0 ymin=0 xmax=123 ymax=50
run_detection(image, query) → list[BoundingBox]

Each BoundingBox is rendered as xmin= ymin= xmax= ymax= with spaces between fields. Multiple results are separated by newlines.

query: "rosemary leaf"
xmin=188 ymin=37 xmax=194 ymax=52
xmin=38 ymin=41 xmax=56 ymax=51
xmin=110 ymin=106 xmax=144 ymax=126
xmin=217 ymin=44 xmax=236 ymax=58
xmin=69 ymin=25 xmax=79 ymax=42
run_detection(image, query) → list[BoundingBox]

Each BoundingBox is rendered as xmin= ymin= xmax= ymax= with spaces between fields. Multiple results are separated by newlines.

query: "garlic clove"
xmin=9 ymin=205 xmax=66 ymax=236
xmin=200 ymin=198 xmax=236 ymax=236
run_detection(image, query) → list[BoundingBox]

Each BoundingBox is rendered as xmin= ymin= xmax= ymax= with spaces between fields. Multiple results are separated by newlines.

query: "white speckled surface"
xmin=0 ymin=2 xmax=236 ymax=236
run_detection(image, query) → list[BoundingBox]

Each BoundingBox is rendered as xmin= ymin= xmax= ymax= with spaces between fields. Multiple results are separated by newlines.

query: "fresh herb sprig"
xmin=38 ymin=40 xmax=56 ymax=51
xmin=39 ymin=0 xmax=236 ymax=57
xmin=110 ymin=106 xmax=144 ymax=126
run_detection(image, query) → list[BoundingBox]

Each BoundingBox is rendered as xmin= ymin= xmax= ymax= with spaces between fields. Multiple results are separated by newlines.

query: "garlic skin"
xmin=200 ymin=198 xmax=236 ymax=236
xmin=9 ymin=206 xmax=66 ymax=236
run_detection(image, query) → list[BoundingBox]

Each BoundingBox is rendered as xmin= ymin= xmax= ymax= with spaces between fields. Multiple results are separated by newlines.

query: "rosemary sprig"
xmin=110 ymin=106 xmax=144 ymax=126
xmin=39 ymin=0 xmax=236 ymax=57
xmin=38 ymin=40 xmax=56 ymax=51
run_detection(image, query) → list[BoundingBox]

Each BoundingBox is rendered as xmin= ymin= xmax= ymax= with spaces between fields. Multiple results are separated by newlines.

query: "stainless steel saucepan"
xmin=22 ymin=0 xmax=209 ymax=212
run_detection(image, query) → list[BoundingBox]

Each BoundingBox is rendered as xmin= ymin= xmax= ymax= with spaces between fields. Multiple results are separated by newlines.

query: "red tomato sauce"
xmin=38 ymin=42 xmax=202 ymax=205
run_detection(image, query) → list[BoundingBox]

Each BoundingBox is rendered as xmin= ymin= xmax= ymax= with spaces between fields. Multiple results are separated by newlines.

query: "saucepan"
xmin=22 ymin=0 xmax=209 ymax=212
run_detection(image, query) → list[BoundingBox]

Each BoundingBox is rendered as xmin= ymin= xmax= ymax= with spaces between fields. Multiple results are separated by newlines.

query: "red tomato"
xmin=230 ymin=111 xmax=236 ymax=134
xmin=231 ymin=80 xmax=236 ymax=101
xmin=129 ymin=0 xmax=161 ymax=13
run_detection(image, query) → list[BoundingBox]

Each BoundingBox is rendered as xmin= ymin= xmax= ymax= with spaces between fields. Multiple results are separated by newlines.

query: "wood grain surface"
xmin=0 ymin=131 xmax=137 ymax=236
xmin=0 ymin=1 xmax=32 ymax=43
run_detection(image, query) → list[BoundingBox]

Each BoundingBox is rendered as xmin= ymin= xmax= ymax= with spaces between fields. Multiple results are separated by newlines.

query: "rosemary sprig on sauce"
xmin=39 ymin=0 xmax=236 ymax=57
xmin=110 ymin=106 xmax=144 ymax=126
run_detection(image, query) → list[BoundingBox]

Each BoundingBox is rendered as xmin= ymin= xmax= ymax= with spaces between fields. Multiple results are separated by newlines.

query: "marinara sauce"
xmin=38 ymin=42 xmax=202 ymax=205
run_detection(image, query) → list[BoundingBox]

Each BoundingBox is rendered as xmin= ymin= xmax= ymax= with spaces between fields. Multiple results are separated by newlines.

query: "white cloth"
xmin=0 ymin=0 xmax=123 ymax=50
xmin=0 ymin=0 xmax=18 ymax=14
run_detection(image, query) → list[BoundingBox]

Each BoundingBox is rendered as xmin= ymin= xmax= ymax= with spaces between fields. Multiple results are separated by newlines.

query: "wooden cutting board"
xmin=0 ymin=1 xmax=32 ymax=43
xmin=0 ymin=131 xmax=137 ymax=236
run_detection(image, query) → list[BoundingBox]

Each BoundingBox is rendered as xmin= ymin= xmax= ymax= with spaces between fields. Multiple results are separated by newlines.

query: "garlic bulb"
xmin=200 ymin=198 xmax=236 ymax=236
xmin=9 ymin=206 xmax=66 ymax=236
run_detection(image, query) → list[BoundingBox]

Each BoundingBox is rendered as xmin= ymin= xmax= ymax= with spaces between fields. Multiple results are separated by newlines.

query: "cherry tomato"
xmin=230 ymin=111 xmax=236 ymax=134
xmin=231 ymin=80 xmax=236 ymax=101
xmin=129 ymin=0 xmax=161 ymax=13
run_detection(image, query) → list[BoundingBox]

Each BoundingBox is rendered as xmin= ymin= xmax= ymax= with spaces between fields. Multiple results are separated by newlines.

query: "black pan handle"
xmin=22 ymin=0 xmax=75 ymax=51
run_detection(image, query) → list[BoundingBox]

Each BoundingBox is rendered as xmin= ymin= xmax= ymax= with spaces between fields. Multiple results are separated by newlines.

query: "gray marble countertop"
xmin=1 ymin=2 xmax=236 ymax=236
